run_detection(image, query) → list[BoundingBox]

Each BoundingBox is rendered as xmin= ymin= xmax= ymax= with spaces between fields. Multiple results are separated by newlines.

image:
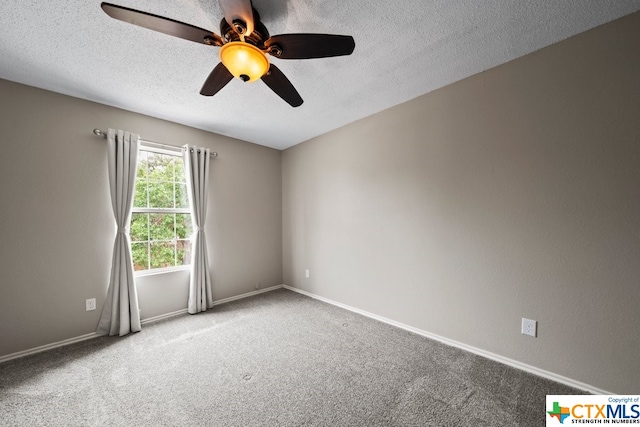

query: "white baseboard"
xmin=140 ymin=308 xmax=189 ymax=325
xmin=282 ymin=285 xmax=612 ymax=395
xmin=0 ymin=332 xmax=101 ymax=364
xmin=212 ymin=284 xmax=283 ymax=306
xmin=0 ymin=285 xmax=284 ymax=364
xmin=140 ymin=285 xmax=285 ymax=323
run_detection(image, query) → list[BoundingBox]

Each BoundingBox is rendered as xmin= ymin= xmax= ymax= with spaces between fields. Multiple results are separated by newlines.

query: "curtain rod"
xmin=93 ymin=129 xmax=218 ymax=158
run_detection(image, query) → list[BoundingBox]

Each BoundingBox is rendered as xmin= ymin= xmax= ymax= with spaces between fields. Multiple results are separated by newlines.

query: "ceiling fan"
xmin=101 ymin=0 xmax=355 ymax=107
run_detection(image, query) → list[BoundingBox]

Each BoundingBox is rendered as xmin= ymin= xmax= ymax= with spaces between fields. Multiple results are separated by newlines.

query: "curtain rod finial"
xmin=93 ymin=129 xmax=106 ymax=138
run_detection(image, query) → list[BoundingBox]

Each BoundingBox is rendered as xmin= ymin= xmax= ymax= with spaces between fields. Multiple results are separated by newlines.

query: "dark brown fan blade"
xmin=261 ymin=64 xmax=303 ymax=107
xmin=218 ymin=0 xmax=254 ymax=36
xmin=265 ymin=34 xmax=355 ymax=59
xmin=101 ymin=2 xmax=222 ymax=46
xmin=200 ymin=63 xmax=234 ymax=96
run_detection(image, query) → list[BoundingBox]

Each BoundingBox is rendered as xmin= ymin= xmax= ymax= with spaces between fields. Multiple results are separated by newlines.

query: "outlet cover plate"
xmin=521 ymin=318 xmax=537 ymax=337
xmin=86 ymin=298 xmax=96 ymax=311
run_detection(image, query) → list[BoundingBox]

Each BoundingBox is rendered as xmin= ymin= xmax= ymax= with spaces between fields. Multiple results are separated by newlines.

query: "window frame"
xmin=130 ymin=144 xmax=192 ymax=275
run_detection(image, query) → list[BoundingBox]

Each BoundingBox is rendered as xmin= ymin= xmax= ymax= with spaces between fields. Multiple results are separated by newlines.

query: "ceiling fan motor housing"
xmin=232 ymin=19 xmax=247 ymax=35
xmin=220 ymin=8 xmax=270 ymax=48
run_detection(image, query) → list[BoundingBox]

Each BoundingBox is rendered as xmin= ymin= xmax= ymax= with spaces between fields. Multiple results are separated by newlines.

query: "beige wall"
xmin=0 ymin=79 xmax=282 ymax=357
xmin=282 ymin=12 xmax=640 ymax=394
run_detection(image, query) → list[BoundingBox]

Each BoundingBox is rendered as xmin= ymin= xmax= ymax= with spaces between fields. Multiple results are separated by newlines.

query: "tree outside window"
xmin=130 ymin=148 xmax=192 ymax=272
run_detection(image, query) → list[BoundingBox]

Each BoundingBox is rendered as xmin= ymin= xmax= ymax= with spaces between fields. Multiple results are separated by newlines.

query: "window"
xmin=130 ymin=147 xmax=192 ymax=272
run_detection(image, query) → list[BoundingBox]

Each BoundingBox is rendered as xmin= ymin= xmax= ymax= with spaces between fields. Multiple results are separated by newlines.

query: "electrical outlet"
xmin=521 ymin=318 xmax=537 ymax=337
xmin=86 ymin=298 xmax=96 ymax=311
xmin=305 ymin=269 xmax=310 ymax=279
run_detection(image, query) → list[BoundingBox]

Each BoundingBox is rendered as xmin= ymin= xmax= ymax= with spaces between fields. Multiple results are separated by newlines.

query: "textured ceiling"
xmin=1 ymin=1 xmax=640 ymax=149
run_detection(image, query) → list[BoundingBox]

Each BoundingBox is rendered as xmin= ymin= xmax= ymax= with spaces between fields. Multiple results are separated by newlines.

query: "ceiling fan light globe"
xmin=219 ymin=42 xmax=269 ymax=83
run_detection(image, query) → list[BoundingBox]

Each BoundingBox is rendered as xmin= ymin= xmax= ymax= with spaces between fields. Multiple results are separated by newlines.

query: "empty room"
xmin=1 ymin=1 xmax=639 ymax=425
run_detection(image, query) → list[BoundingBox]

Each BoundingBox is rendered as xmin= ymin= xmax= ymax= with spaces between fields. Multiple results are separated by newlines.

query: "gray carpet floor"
xmin=0 ymin=288 xmax=581 ymax=426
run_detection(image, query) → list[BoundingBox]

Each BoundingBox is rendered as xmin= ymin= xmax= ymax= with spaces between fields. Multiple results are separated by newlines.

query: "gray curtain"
xmin=184 ymin=145 xmax=213 ymax=313
xmin=97 ymin=129 xmax=142 ymax=336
